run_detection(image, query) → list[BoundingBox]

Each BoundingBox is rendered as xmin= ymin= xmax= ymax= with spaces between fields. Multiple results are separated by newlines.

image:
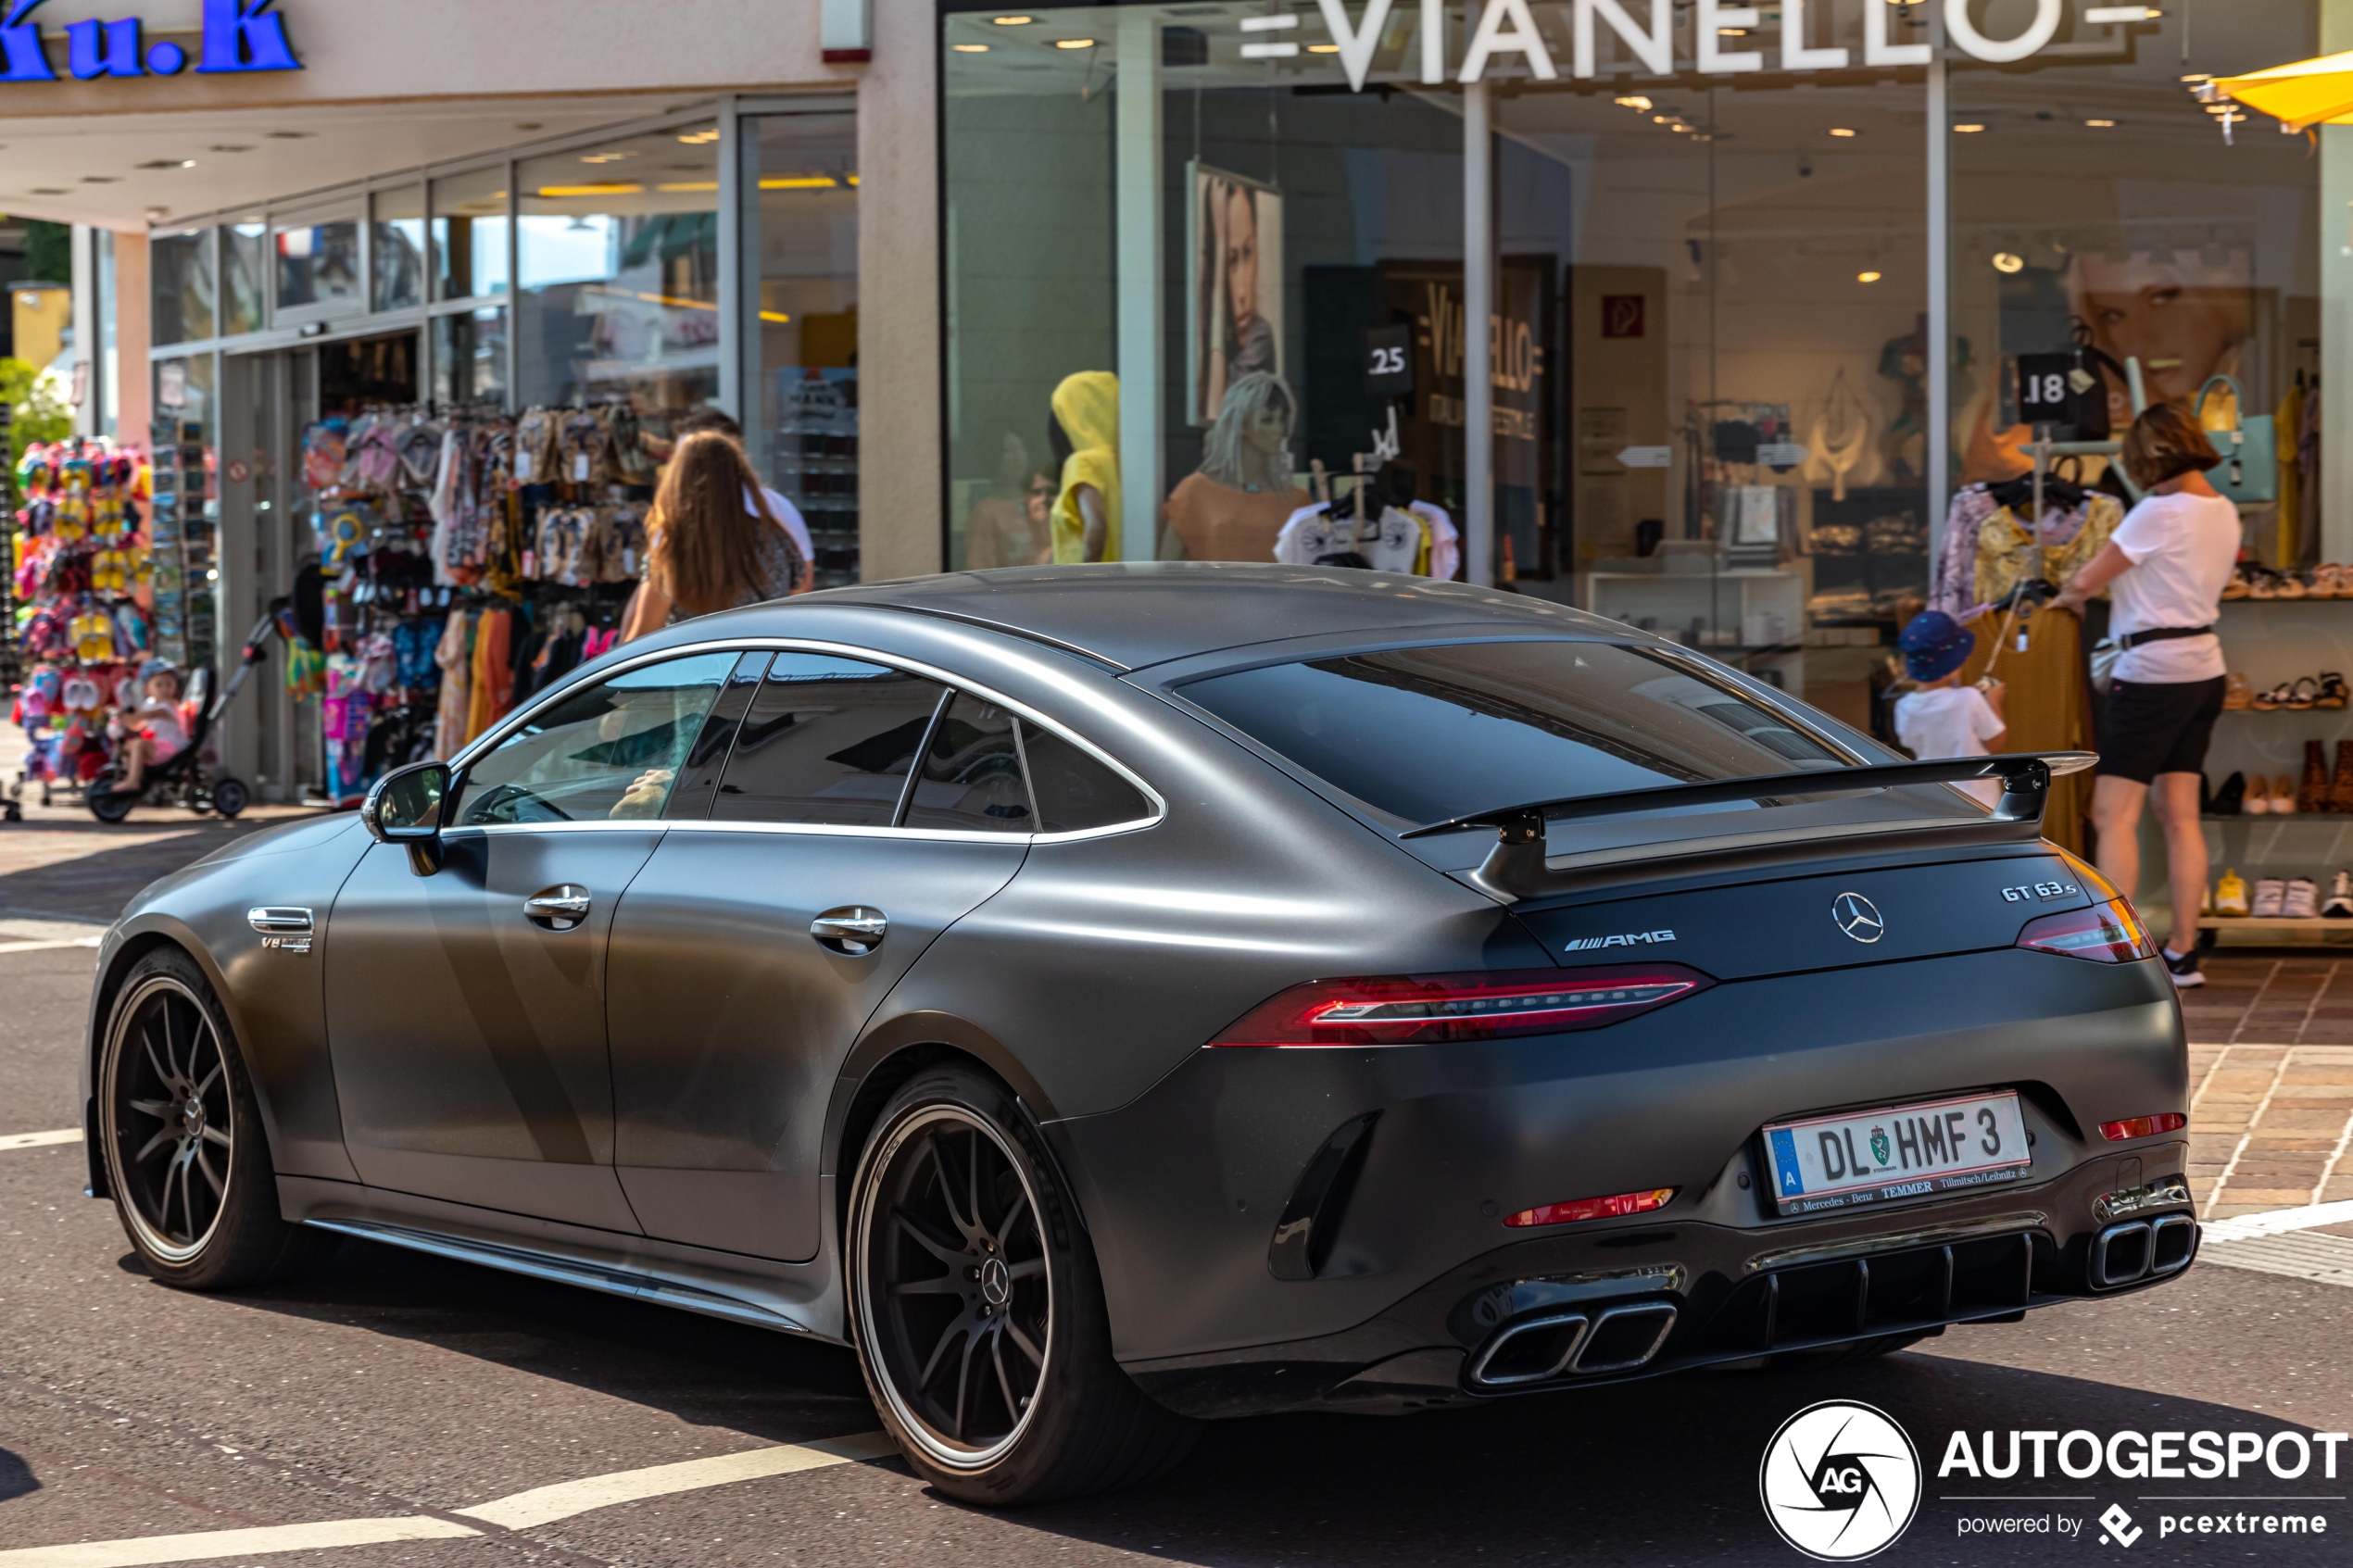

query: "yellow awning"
xmin=2214 ymin=49 xmax=2353 ymax=131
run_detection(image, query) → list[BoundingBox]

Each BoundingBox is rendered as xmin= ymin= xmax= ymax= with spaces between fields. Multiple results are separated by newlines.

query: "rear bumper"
xmin=1051 ymin=947 xmax=2188 ymax=1416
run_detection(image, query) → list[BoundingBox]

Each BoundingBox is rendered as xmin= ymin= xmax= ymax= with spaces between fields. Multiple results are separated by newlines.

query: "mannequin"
xmin=964 ymin=432 xmax=1053 ymax=568
xmin=1163 ymin=371 xmax=1309 ymax=562
xmin=1049 ymin=371 xmax=1121 ymax=563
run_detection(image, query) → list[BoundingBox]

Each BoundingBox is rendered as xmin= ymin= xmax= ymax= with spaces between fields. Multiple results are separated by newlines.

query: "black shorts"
xmin=2099 ymin=676 xmax=2227 ymax=784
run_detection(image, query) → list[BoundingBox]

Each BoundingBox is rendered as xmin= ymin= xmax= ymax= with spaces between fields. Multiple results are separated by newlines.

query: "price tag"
xmin=1617 ymin=445 xmax=1672 ymax=469
xmin=1364 ymin=324 xmax=1413 ymax=395
xmin=514 ymin=451 xmax=533 ymax=481
xmin=573 ymin=452 xmax=591 ymax=483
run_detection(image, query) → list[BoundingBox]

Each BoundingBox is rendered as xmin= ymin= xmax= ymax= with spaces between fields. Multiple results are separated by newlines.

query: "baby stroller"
xmin=86 ymin=606 xmax=284 ymax=824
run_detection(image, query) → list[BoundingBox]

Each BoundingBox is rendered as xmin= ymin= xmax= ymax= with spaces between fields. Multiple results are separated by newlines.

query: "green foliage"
xmin=0 ymin=357 xmax=72 ymax=472
xmin=20 ymin=220 xmax=69 ymax=286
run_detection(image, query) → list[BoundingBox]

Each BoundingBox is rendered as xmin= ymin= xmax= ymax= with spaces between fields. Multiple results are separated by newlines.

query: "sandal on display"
xmin=2290 ymin=676 xmax=2322 ymax=710
xmin=2314 ymin=565 xmax=2343 ymax=599
xmin=2224 ymin=671 xmax=2255 ymax=709
xmin=2272 ymin=774 xmax=2299 ymax=813
xmin=2222 ymin=565 xmax=2253 ymax=600
xmin=2215 ymin=869 xmax=2251 ymax=916
xmin=2321 ymin=672 xmax=2350 ymax=710
xmin=2252 ymin=682 xmax=2292 ymax=711
xmin=2250 ymin=568 xmax=2280 ymax=600
xmin=2279 ymin=571 xmax=2310 ymax=599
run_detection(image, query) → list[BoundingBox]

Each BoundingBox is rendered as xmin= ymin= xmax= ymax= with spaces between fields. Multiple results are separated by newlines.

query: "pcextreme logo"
xmin=1760 ymin=1400 xmax=1922 ymax=1561
xmin=1 ymin=0 xmax=301 ymax=84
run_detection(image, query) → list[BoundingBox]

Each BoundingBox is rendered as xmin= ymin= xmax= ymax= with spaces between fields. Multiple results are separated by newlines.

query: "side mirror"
xmin=362 ymin=761 xmax=451 ymax=876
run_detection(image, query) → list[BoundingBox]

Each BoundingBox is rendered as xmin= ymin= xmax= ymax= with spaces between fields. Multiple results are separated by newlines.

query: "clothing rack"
xmin=2025 ymin=353 xmax=2149 ymax=521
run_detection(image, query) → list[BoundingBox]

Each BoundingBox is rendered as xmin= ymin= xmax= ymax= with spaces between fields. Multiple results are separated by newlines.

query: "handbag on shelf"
xmin=2195 ymin=374 xmax=2277 ymax=505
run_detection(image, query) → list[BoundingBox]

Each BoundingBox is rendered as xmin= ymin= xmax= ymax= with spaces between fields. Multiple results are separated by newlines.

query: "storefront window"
xmin=222 ymin=221 xmax=267 ymax=336
xmin=515 ymin=122 xmax=720 ymax=417
xmin=373 ymin=186 xmax=426 ymax=312
xmin=432 ymin=166 xmax=510 ymax=302
xmin=150 ymin=229 xmax=215 ymax=346
xmin=274 ymin=210 xmax=362 ymax=313
xmin=745 ymin=110 xmax=860 ymax=587
xmin=432 ymin=307 xmax=509 ymax=408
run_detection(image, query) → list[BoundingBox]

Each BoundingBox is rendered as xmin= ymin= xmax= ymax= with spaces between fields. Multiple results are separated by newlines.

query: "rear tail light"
xmin=1208 ymin=964 xmax=1712 ymax=1047
xmin=2016 ymin=898 xmax=2157 ymax=964
xmin=1504 ymin=1186 xmax=1676 ymax=1229
xmin=2100 ymin=1112 xmax=2187 ymax=1141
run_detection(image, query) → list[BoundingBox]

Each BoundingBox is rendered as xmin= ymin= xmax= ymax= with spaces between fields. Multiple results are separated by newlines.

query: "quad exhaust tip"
xmin=2090 ymin=1213 xmax=2197 ymax=1289
xmin=1467 ymin=1301 xmax=1680 ymax=1387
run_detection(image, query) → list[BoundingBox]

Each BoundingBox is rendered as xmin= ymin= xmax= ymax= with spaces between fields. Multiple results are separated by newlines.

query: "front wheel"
xmin=848 ymin=1065 xmax=1197 ymax=1505
xmin=88 ymin=771 xmax=135 ymax=824
xmin=97 ymin=947 xmax=317 ymax=1288
xmin=209 ymin=777 xmax=249 ymax=819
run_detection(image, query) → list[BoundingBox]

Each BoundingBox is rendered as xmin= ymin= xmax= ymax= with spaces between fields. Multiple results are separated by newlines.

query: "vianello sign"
xmin=0 ymin=0 xmax=300 ymax=82
xmin=1277 ymin=0 xmax=2147 ymax=93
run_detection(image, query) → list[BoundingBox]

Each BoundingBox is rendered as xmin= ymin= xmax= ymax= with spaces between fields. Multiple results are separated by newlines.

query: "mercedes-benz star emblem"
xmin=1831 ymin=892 xmax=1885 ymax=944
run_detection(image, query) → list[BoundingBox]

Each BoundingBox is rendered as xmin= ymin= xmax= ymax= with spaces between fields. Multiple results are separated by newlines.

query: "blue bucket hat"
xmin=1898 ymin=610 xmax=1975 ymax=684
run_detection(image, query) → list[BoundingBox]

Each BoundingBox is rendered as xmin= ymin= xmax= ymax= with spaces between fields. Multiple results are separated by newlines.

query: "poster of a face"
xmin=1189 ymin=163 xmax=1284 ymax=427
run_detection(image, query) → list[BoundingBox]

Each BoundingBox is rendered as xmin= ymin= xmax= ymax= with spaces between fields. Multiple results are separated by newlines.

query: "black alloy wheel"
xmin=849 ymin=1066 xmax=1196 ymax=1504
xmin=99 ymin=948 xmax=317 ymax=1287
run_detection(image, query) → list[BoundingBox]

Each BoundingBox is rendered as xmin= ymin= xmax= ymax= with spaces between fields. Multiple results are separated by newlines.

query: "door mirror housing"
xmin=362 ymin=761 xmax=451 ymax=875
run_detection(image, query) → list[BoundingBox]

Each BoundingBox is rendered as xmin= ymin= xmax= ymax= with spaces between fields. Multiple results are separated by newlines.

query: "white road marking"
xmin=2200 ymin=1197 xmax=2353 ymax=1243
xmin=0 ymin=1516 xmax=481 ymax=1567
xmin=0 ymin=937 xmax=101 ymax=954
xmin=0 ymin=1432 xmax=898 ymax=1567
xmin=455 ymin=1430 xmax=900 ymax=1528
xmin=0 ymin=1129 xmax=82 ymax=1150
xmin=2201 ymin=1231 xmax=2353 ymax=1289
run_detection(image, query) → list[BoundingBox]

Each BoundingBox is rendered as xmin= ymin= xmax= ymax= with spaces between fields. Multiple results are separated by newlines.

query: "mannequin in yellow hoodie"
xmin=1048 ymin=371 xmax=1121 ymax=563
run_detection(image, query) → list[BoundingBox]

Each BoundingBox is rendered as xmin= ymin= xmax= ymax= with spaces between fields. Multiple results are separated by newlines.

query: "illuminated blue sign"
xmin=1 ymin=0 xmax=301 ymax=82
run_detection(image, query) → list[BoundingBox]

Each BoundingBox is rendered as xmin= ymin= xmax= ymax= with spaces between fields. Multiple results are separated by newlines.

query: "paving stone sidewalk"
xmin=2184 ymin=957 xmax=2353 ymax=1218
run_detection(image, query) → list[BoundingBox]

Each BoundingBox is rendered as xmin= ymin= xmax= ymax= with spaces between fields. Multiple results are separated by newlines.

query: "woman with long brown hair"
xmin=619 ymin=430 xmax=806 ymax=641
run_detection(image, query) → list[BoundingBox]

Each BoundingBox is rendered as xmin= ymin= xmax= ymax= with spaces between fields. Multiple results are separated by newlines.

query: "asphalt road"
xmin=5 ymin=943 xmax=2351 ymax=1567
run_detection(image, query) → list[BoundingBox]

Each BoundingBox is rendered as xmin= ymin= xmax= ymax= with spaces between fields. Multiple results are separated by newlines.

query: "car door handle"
xmin=246 ymin=907 xmax=313 ymax=935
xmin=811 ymin=907 xmax=887 ymax=956
xmin=524 ymin=885 xmax=593 ymax=932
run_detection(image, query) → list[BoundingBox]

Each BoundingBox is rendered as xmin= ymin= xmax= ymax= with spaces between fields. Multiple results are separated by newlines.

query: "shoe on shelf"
xmin=2322 ymin=564 xmax=2350 ymax=599
xmin=2250 ymin=568 xmax=2280 ymax=600
xmin=2291 ymin=676 xmax=2322 ymax=710
xmin=2215 ymin=869 xmax=2251 ymax=916
xmin=2334 ymin=742 xmax=2353 ymax=815
xmin=2222 ymin=565 xmax=2252 ymax=600
xmin=2212 ymin=770 xmax=2247 ymax=816
xmin=2252 ymin=877 xmax=2288 ymax=918
xmin=2301 ymin=741 xmax=2330 ymax=813
xmin=2322 ymin=672 xmax=2353 ymax=710
xmin=2164 ymin=947 xmax=2206 ymax=988
xmin=2325 ymin=871 xmax=2353 ymax=919
xmin=2253 ymin=682 xmax=2293 ymax=710
xmin=2285 ymin=876 xmax=2321 ymax=920
xmin=2280 ymin=571 xmax=2310 ymax=599
xmin=2224 ymin=671 xmax=2255 ymax=709
xmin=2271 ymin=775 xmax=2298 ymax=813
xmin=2247 ymin=781 xmax=2271 ymax=814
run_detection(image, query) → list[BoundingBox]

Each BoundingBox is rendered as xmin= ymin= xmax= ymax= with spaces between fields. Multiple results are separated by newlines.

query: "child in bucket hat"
xmin=1894 ymin=610 xmax=2007 ymax=807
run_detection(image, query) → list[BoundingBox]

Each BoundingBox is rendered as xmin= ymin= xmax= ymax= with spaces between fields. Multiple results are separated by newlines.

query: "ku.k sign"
xmin=1284 ymin=0 xmax=2134 ymax=92
xmin=0 ymin=0 xmax=300 ymax=82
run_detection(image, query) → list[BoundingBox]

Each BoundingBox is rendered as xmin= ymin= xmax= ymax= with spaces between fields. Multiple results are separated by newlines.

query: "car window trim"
xmin=441 ymin=634 xmax=1165 ymax=845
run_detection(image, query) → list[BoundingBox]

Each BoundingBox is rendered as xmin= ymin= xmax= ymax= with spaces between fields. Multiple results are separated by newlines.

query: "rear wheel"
xmin=88 ymin=772 xmax=135 ymax=824
xmin=209 ymin=777 xmax=250 ymax=820
xmin=97 ymin=947 xmax=316 ymax=1288
xmin=848 ymin=1065 xmax=1197 ymax=1505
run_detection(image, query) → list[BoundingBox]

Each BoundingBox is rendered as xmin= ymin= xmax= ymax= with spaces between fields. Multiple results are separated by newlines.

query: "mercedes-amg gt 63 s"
xmin=83 ymin=565 xmax=2193 ymax=1503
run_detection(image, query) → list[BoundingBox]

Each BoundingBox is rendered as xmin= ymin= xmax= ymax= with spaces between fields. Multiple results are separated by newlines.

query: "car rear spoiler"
xmin=1401 ymin=752 xmax=2098 ymax=902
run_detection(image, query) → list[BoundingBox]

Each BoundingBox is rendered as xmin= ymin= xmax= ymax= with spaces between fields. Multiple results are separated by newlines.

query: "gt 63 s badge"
xmin=1759 ymin=1400 xmax=1920 ymax=1561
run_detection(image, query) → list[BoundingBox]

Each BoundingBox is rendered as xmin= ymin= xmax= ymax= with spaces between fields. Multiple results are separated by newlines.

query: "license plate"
xmin=1762 ymin=1091 xmax=2031 ymax=1216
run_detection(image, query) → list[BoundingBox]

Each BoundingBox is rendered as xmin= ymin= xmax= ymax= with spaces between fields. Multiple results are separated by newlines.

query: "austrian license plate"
xmin=1762 ymin=1091 xmax=2031 ymax=1216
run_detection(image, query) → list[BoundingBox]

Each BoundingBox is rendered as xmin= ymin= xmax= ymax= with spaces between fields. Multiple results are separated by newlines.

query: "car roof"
xmin=798 ymin=561 xmax=1621 ymax=671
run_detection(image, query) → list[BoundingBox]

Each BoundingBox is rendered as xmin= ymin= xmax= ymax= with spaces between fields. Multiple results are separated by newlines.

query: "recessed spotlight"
xmin=1954 ymin=122 xmax=1986 ymax=132
xmin=1992 ymin=252 xmax=2025 ymax=273
xmin=1829 ymin=127 xmax=1857 ymax=137
xmin=1306 ymin=42 xmax=1339 ymax=52
xmin=2084 ymin=118 xmax=2117 ymax=128
xmin=1615 ymin=95 xmax=1652 ymax=110
xmin=265 ymin=131 xmax=312 ymax=140
xmin=208 ymin=144 xmax=250 ymax=154
xmin=1653 ymin=114 xmax=1671 ymax=124
xmin=991 ymin=13 xmax=1033 ymax=23
xmin=81 ymin=176 xmax=119 ymax=183
xmin=1857 ymin=270 xmax=1882 ymax=283
xmin=2180 ymin=72 xmax=2211 ymax=83
xmin=135 ymin=159 xmax=196 ymax=169
xmin=951 ymin=42 xmax=988 ymax=52
xmin=515 ymin=122 xmax=544 ymax=132
xmin=1054 ymin=37 xmax=1095 ymax=48
xmin=1718 ymin=27 xmax=1748 ymax=35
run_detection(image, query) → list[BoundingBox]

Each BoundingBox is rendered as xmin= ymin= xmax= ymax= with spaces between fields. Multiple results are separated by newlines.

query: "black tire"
xmin=96 ymin=947 xmax=317 ymax=1288
xmin=210 ymin=777 xmax=250 ymax=820
xmin=847 ymin=1064 xmax=1199 ymax=1505
xmin=88 ymin=775 xmax=135 ymax=824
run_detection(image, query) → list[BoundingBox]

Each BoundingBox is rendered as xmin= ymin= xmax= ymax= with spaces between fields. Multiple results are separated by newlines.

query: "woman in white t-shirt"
xmin=2051 ymin=404 xmax=2238 ymax=989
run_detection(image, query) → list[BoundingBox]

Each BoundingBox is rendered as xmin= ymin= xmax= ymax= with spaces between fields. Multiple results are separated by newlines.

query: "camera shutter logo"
xmin=1759 ymin=1400 xmax=1921 ymax=1561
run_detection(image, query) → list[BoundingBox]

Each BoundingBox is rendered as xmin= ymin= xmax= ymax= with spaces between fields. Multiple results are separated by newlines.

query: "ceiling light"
xmin=2180 ymin=72 xmax=2211 ymax=83
xmin=208 ymin=144 xmax=250 ymax=153
xmin=1954 ymin=122 xmax=1986 ymax=132
xmin=991 ymin=13 xmax=1033 ymax=21
xmin=135 ymin=159 xmax=195 ymax=169
xmin=1857 ymin=270 xmax=1882 ymax=283
xmin=1829 ymin=127 xmax=1857 ymax=137
xmin=1993 ymin=252 xmax=2025 ymax=273
xmin=265 ymin=131 xmax=311 ymax=140
xmin=951 ymin=42 xmax=988 ymax=51
xmin=1653 ymin=114 xmax=1671 ymax=123
xmin=1307 ymin=42 xmax=1339 ymax=52
xmin=2084 ymin=118 xmax=2116 ymax=128
xmin=31 ymin=187 xmax=65 ymax=195
xmin=515 ymin=122 xmax=543 ymax=132
xmin=1054 ymin=37 xmax=1095 ymax=48
xmin=1615 ymin=95 xmax=1652 ymax=110
xmin=1718 ymin=27 xmax=1747 ymax=35
xmin=81 ymin=176 xmax=119 ymax=183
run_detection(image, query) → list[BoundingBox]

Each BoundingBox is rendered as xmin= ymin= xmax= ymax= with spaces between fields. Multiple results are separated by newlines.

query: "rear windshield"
xmin=1178 ymin=640 xmax=1847 ymax=827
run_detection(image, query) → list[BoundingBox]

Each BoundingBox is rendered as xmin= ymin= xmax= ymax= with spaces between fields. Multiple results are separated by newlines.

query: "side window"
xmin=904 ymin=693 xmax=1032 ymax=833
xmin=1021 ymin=722 xmax=1151 ymax=833
xmin=712 ymin=652 xmax=948 ymax=826
xmin=662 ymin=652 xmax=770 ymax=821
xmin=451 ymin=652 xmax=737 ymax=826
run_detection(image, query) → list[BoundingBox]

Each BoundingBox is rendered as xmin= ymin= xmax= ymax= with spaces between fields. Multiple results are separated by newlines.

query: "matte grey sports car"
xmin=82 ymin=564 xmax=2195 ymax=1504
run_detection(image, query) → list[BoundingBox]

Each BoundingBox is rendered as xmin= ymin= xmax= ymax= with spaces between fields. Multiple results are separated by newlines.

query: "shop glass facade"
xmin=937 ymin=1 xmax=2322 ymax=740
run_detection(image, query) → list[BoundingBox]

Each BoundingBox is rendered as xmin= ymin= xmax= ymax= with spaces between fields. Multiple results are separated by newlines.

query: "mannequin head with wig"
xmin=1198 ymin=371 xmax=1297 ymax=494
